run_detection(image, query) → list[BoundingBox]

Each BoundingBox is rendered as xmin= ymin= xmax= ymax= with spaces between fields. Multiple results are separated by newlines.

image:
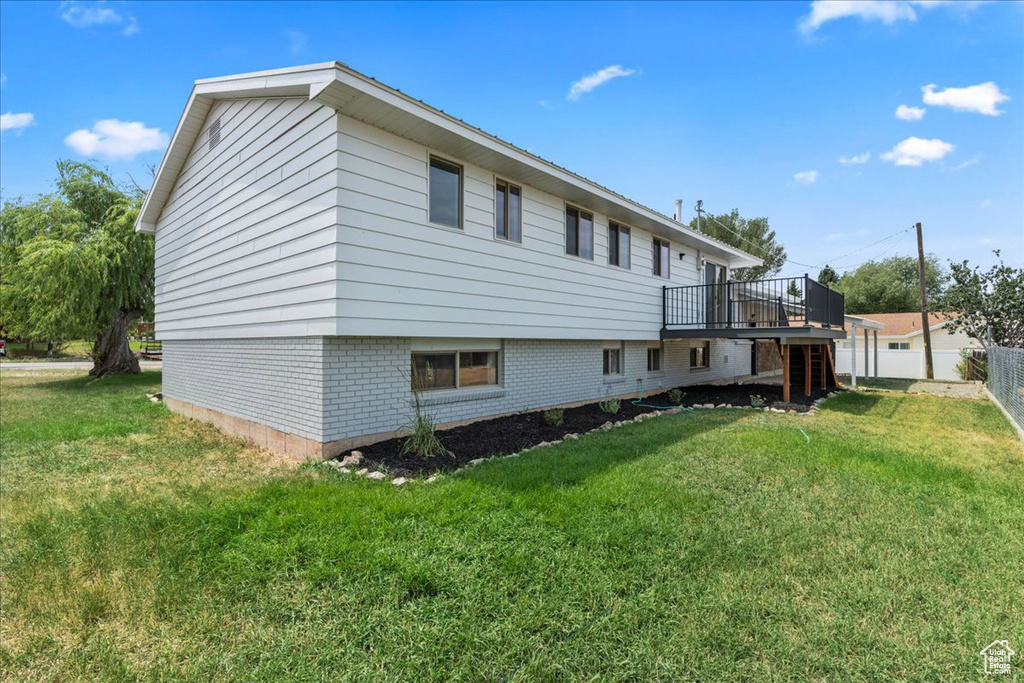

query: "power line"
xmin=696 ymin=203 xmax=915 ymax=274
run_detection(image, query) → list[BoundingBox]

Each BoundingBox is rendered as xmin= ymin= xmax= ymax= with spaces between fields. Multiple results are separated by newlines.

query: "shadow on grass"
xmin=26 ymin=369 xmax=162 ymax=393
xmin=462 ymin=410 xmax=745 ymax=493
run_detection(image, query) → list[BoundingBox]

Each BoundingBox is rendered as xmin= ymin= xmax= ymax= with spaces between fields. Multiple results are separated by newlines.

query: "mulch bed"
xmin=341 ymin=382 xmax=840 ymax=477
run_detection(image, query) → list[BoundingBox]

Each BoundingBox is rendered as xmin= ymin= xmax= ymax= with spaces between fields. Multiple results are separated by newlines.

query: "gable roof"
xmin=853 ymin=312 xmax=957 ymax=337
xmin=135 ymin=62 xmax=762 ymax=268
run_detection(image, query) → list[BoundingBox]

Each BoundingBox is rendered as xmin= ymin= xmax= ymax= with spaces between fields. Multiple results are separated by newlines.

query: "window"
xmin=690 ymin=341 xmax=709 ymax=369
xmin=653 ymin=238 xmax=670 ymax=278
xmin=603 ymin=342 xmax=623 ymax=376
xmin=608 ymin=221 xmax=631 ymax=268
xmin=888 ymin=342 xmax=910 ymax=350
xmin=412 ymin=350 xmax=499 ymax=391
xmin=565 ymin=206 xmax=594 ymax=259
xmin=495 ymin=180 xmax=522 ymax=242
xmin=429 ymin=156 xmax=462 ymax=228
xmin=647 ymin=344 xmax=662 ymax=372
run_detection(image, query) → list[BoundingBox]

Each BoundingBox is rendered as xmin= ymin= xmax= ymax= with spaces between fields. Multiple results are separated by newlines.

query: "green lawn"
xmin=1 ymin=370 xmax=1022 ymax=682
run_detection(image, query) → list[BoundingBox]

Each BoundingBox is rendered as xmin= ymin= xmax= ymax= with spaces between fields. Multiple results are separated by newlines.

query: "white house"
xmin=138 ymin=62 xmax=846 ymax=458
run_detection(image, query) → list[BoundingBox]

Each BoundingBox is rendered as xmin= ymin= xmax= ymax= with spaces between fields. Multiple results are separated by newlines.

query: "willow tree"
xmin=0 ymin=161 xmax=153 ymax=377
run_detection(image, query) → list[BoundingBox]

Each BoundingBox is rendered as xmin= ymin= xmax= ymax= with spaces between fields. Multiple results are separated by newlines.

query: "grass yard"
xmin=0 ymin=339 xmax=143 ymax=362
xmin=1 ymin=370 xmax=1022 ymax=681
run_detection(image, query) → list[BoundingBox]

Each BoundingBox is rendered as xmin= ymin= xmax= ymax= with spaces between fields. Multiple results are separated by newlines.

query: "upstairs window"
xmin=608 ymin=221 xmax=631 ymax=268
xmin=429 ymin=156 xmax=462 ymax=229
xmin=565 ymin=206 xmax=594 ymax=259
xmin=653 ymin=238 xmax=670 ymax=278
xmin=495 ymin=180 xmax=522 ymax=242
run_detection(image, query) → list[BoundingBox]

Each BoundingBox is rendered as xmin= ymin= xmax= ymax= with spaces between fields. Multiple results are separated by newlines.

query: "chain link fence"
xmin=987 ymin=346 xmax=1024 ymax=434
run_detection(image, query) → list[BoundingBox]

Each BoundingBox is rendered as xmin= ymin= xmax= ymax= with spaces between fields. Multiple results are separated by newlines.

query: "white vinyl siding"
xmin=334 ymin=115 xmax=702 ymax=341
xmin=153 ymin=97 xmax=340 ymax=339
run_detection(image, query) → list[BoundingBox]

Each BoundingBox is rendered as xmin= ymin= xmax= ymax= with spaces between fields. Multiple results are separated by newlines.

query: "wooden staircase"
xmin=780 ymin=343 xmax=839 ymax=402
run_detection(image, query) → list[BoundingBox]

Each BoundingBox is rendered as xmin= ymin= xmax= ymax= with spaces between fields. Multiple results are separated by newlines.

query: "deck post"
xmin=782 ymin=344 xmax=791 ymax=403
xmin=873 ymin=330 xmax=879 ymax=378
xmin=820 ymin=344 xmax=826 ymax=388
xmin=804 ymin=345 xmax=811 ymax=397
xmin=662 ymin=285 xmax=667 ymax=330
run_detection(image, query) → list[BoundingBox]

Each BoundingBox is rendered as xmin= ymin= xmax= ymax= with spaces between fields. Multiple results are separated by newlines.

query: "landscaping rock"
xmin=564 ymin=433 xmax=579 ymax=440
xmin=340 ymin=451 xmax=363 ymax=467
xmin=392 ymin=477 xmax=408 ymax=486
xmin=600 ymin=421 xmax=614 ymax=431
xmin=366 ymin=471 xmax=386 ymax=481
xmin=426 ymin=475 xmax=439 ymax=483
xmin=355 ymin=468 xmax=369 ymax=476
xmin=469 ymin=458 xmax=485 ymax=466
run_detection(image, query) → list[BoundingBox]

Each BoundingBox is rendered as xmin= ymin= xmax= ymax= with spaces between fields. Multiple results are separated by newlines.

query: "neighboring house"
xmin=137 ymin=62 xmax=846 ymax=458
xmin=836 ymin=313 xmax=979 ymax=352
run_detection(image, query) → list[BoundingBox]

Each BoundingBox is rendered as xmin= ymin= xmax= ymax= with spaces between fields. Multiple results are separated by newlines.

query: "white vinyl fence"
xmin=835 ymin=348 xmax=963 ymax=381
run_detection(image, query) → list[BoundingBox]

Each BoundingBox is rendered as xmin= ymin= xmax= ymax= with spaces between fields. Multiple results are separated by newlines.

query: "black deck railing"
xmin=662 ymin=275 xmax=844 ymax=331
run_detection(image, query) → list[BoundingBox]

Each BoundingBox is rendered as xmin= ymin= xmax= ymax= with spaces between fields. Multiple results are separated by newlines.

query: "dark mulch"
xmin=342 ymin=382 xmax=840 ymax=477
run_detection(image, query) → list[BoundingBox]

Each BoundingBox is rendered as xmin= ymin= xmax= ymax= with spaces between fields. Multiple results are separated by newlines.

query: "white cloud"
xmin=285 ymin=29 xmax=307 ymax=56
xmin=881 ymin=136 xmax=954 ymax=166
xmin=839 ymin=152 xmax=870 ymax=165
xmin=895 ymin=104 xmax=926 ymax=121
xmin=794 ymin=170 xmax=820 ymax=185
xmin=60 ymin=1 xmax=138 ymax=36
xmin=979 ymin=199 xmax=992 ymax=209
xmin=799 ymin=0 xmax=986 ymax=34
xmin=824 ymin=232 xmax=846 ymax=242
xmin=1 ymin=112 xmax=35 ymax=132
xmin=922 ymin=82 xmax=1009 ymax=116
xmin=567 ymin=65 xmax=638 ymax=101
xmin=64 ymin=119 xmax=168 ymax=160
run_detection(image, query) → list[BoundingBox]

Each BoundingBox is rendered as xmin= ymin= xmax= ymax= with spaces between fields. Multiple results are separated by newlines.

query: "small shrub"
xmin=668 ymin=388 xmax=685 ymax=405
xmin=599 ymin=399 xmax=620 ymax=415
xmin=543 ymin=408 xmax=565 ymax=427
xmin=402 ymin=411 xmax=448 ymax=458
xmin=750 ymin=394 xmax=766 ymax=408
xmin=403 ymin=373 xmax=449 ymax=458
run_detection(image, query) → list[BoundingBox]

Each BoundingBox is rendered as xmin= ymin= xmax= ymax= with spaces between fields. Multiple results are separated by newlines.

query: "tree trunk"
xmin=90 ymin=309 xmax=141 ymax=378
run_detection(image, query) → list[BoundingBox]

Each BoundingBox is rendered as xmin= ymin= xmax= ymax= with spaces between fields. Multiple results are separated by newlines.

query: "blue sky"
xmin=1 ymin=1 xmax=1021 ymax=275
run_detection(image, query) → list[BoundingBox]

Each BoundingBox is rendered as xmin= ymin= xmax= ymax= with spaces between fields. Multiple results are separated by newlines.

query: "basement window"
xmin=647 ymin=343 xmax=663 ymax=372
xmin=690 ymin=341 xmax=709 ymax=369
xmin=603 ymin=341 xmax=623 ymax=376
xmin=412 ymin=350 xmax=499 ymax=391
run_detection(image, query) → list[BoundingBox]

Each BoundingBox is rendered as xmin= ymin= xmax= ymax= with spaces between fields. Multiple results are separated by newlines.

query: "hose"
xmin=631 ymin=379 xmax=694 ymax=412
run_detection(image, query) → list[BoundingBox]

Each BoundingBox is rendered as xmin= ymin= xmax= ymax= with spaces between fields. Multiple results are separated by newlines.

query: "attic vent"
xmin=208 ymin=117 xmax=221 ymax=150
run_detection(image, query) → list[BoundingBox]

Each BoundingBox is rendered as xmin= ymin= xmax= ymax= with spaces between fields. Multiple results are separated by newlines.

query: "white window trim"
xmin=647 ymin=341 xmax=664 ymax=375
xmin=608 ymin=220 xmax=632 ymax=269
xmin=602 ymin=341 xmax=624 ymax=377
xmin=689 ymin=341 xmax=711 ymax=372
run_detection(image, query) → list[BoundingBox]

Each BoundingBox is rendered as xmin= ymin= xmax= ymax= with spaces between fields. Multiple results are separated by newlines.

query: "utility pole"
xmin=916 ymin=222 xmax=934 ymax=380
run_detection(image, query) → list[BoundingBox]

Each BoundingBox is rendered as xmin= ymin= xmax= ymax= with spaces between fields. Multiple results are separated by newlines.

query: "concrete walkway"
xmin=0 ymin=361 xmax=162 ymax=370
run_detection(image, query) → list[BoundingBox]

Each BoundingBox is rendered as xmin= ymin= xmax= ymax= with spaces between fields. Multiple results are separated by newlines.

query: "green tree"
xmin=817 ymin=264 xmax=839 ymax=287
xmin=943 ymin=251 xmax=1023 ymax=349
xmin=688 ymin=209 xmax=786 ymax=281
xmin=0 ymin=161 xmax=153 ymax=376
xmin=835 ymin=255 xmax=947 ymax=314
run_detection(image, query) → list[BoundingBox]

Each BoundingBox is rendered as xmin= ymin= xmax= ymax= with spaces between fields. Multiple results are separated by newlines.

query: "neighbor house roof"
xmin=852 ymin=312 xmax=957 ymax=337
xmin=135 ymin=61 xmax=762 ymax=268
